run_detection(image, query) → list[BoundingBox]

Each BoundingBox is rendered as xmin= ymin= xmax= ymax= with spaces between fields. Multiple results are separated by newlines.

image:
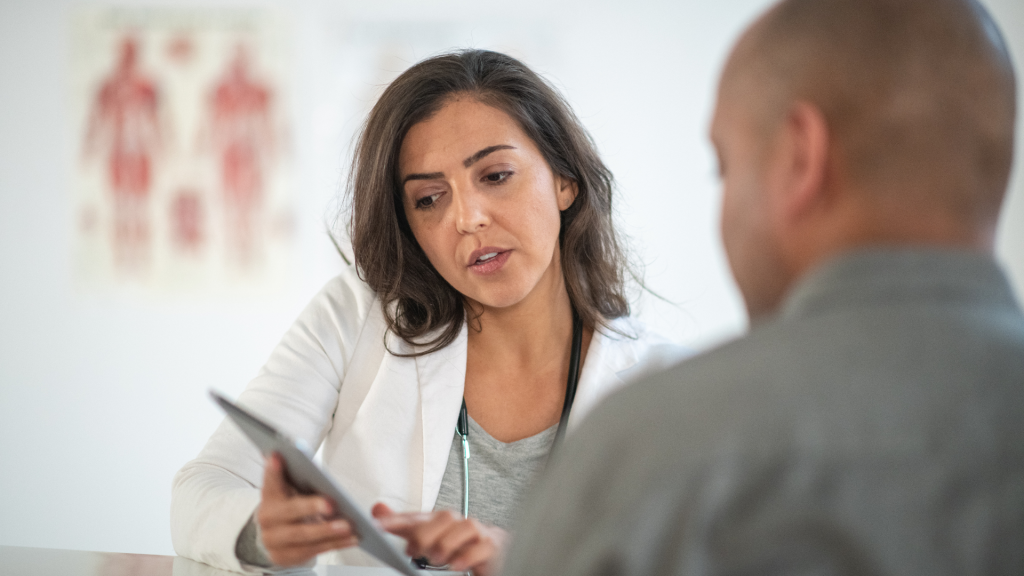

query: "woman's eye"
xmin=483 ymin=171 xmax=512 ymax=184
xmin=415 ymin=192 xmax=442 ymax=209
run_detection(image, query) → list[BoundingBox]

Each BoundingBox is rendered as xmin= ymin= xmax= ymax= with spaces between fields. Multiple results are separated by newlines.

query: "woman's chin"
xmin=464 ymin=286 xmax=532 ymax=312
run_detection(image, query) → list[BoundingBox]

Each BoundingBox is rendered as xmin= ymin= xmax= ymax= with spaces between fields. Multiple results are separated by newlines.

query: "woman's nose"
xmin=453 ymin=187 xmax=490 ymax=234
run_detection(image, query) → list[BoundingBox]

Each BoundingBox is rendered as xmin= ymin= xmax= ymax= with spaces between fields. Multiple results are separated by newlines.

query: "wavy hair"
xmin=347 ymin=49 xmax=633 ymax=355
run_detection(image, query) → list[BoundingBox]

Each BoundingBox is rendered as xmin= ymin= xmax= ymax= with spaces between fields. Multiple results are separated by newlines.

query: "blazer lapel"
xmin=332 ymin=304 xmax=388 ymax=442
xmin=414 ymin=322 xmax=468 ymax=512
xmin=568 ymin=322 xmax=639 ymax=430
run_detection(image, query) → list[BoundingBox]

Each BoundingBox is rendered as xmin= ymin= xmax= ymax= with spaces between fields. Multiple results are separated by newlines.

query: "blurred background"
xmin=0 ymin=0 xmax=1021 ymax=557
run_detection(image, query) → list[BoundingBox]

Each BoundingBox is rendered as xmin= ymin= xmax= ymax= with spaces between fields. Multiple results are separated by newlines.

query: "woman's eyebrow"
xmin=403 ymin=171 xmax=444 ymax=185
xmin=463 ymin=144 xmax=515 ymax=168
xmin=402 ymin=145 xmax=517 ymax=185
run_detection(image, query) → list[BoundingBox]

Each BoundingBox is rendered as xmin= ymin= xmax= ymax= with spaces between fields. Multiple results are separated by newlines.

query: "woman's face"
xmin=399 ymin=98 xmax=576 ymax=311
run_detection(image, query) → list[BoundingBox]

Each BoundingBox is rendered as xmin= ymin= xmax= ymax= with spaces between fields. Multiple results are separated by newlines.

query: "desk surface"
xmin=0 ymin=546 xmax=462 ymax=576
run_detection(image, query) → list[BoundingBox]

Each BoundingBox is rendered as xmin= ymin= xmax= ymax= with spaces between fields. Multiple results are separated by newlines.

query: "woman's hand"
xmin=373 ymin=503 xmax=509 ymax=575
xmin=257 ymin=453 xmax=359 ymax=566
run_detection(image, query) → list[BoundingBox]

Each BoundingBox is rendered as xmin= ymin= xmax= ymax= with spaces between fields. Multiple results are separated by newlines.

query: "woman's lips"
xmin=467 ymin=250 xmax=511 ymax=274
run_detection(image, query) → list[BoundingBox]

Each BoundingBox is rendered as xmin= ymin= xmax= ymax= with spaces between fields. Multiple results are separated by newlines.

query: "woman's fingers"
xmin=259 ymin=456 xmax=335 ymax=527
xmin=448 ymin=540 xmax=497 ymax=574
xmin=262 ymin=454 xmax=333 ymax=519
xmin=374 ymin=503 xmax=438 ymax=540
xmin=395 ymin=510 xmax=462 ymax=556
xmin=266 ymin=535 xmax=359 ymax=567
xmin=374 ymin=506 xmax=507 ymax=574
xmin=373 ymin=501 xmax=440 ymax=536
xmin=261 ymin=516 xmax=358 ymax=567
xmin=371 ymin=502 xmax=394 ymax=519
xmin=263 ymin=518 xmax=355 ymax=548
xmin=257 ymin=454 xmax=360 ymax=567
xmin=375 ymin=512 xmax=436 ymax=538
xmin=426 ymin=519 xmax=484 ymax=566
xmin=258 ymin=493 xmax=333 ymax=527
xmin=261 ymin=454 xmax=292 ymax=499
xmin=449 ymin=525 xmax=507 ymax=575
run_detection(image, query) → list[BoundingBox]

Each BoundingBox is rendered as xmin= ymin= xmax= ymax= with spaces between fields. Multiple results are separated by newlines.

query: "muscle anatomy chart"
xmin=208 ymin=46 xmax=277 ymax=265
xmin=72 ymin=8 xmax=292 ymax=295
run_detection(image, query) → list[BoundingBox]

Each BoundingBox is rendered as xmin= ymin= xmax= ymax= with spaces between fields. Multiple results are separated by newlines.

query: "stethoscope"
xmin=415 ymin=312 xmax=583 ymax=571
xmin=455 ymin=310 xmax=584 ymax=518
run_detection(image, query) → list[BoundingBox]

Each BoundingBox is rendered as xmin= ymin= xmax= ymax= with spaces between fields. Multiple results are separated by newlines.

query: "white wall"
xmin=0 ymin=0 xmax=1021 ymax=556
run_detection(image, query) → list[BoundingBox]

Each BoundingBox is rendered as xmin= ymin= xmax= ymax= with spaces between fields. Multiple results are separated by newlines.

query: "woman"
xmin=171 ymin=49 xmax=684 ymax=575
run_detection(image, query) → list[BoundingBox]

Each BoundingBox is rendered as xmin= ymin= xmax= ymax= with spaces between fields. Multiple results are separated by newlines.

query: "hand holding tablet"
xmin=210 ymin=390 xmax=422 ymax=576
xmin=257 ymin=453 xmax=360 ymax=566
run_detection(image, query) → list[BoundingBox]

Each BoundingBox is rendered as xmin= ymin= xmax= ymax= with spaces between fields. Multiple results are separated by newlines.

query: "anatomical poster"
xmin=71 ymin=7 xmax=293 ymax=294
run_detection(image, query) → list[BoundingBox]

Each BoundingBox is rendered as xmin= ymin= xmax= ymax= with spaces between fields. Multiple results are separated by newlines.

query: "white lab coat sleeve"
xmin=170 ymin=267 xmax=376 ymax=573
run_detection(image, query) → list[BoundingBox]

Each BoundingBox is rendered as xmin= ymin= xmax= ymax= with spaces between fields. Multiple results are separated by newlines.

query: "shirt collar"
xmin=779 ymin=247 xmax=1021 ymax=321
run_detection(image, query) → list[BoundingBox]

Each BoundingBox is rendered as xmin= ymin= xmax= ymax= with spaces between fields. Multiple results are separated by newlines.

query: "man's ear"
xmin=778 ymin=101 xmax=830 ymax=222
xmin=556 ymin=177 xmax=579 ymax=211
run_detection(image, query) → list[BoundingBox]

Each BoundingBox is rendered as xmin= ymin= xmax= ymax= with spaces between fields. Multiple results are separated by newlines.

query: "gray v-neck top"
xmin=432 ymin=415 xmax=558 ymax=532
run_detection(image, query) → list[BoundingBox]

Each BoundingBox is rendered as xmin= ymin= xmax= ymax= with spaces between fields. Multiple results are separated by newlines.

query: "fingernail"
xmin=331 ymin=520 xmax=346 ymax=531
xmin=319 ymin=501 xmax=332 ymax=515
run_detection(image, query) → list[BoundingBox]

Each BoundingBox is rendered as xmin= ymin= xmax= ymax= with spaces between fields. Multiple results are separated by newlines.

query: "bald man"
xmin=501 ymin=0 xmax=1024 ymax=574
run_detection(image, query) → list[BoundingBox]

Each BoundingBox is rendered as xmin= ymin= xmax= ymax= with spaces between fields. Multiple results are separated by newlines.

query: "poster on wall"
xmin=71 ymin=7 xmax=293 ymax=295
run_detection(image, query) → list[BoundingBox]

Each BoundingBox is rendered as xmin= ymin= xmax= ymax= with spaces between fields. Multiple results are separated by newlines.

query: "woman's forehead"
xmin=399 ymin=99 xmax=535 ymax=172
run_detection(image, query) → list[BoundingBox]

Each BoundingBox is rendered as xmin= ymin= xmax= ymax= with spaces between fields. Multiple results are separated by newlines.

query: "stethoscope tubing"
xmin=455 ymin=310 xmax=583 ymax=518
xmin=419 ymin=313 xmax=583 ymax=571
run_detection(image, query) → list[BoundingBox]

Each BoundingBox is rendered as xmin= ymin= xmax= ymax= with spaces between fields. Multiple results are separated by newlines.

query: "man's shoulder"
xmin=584 ymin=301 xmax=1024 ymax=455
xmin=598 ymin=319 xmax=809 ymax=416
xmin=510 ymin=295 xmax=1024 ymax=576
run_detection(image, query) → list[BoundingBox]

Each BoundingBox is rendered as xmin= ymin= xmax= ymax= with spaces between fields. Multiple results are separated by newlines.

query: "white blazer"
xmin=170 ymin=266 xmax=686 ymax=573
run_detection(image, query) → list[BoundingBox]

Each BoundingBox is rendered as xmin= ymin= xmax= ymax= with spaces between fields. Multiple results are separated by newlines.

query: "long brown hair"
xmin=347 ymin=49 xmax=633 ymax=354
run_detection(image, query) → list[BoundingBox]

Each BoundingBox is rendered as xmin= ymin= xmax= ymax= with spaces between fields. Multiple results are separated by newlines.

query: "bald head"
xmin=712 ymin=0 xmax=1018 ymax=320
xmin=723 ymin=0 xmax=1017 ymax=224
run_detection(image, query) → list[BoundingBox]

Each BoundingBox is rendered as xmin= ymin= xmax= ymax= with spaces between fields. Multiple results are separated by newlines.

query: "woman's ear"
xmin=557 ymin=177 xmax=579 ymax=211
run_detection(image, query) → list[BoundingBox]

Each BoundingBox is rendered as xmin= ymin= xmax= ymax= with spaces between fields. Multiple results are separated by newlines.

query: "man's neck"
xmin=791 ymin=196 xmax=994 ymax=279
xmin=761 ymin=201 xmax=996 ymax=323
